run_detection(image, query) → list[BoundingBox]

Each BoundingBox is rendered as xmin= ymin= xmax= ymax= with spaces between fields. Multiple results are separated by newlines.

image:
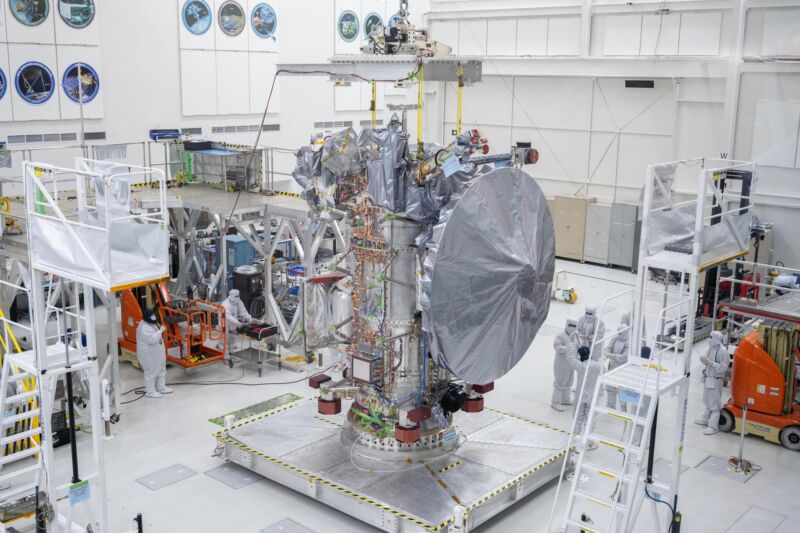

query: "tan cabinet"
xmin=553 ymin=196 xmax=596 ymax=261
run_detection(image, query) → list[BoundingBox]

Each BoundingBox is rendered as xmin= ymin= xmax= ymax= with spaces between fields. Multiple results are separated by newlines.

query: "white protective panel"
xmin=180 ymin=49 xmax=217 ymax=116
xmin=516 ymin=17 xmax=548 ymax=56
xmin=603 ymin=14 xmax=641 ymax=56
xmin=678 ymin=12 xmax=721 ymax=56
xmin=247 ymin=0 xmax=280 ymax=53
xmin=279 ymin=0 xmax=331 ymax=63
xmin=361 ymin=0 xmax=387 ymax=45
xmin=0 ymin=43 xmax=12 ymax=122
xmin=797 ymin=127 xmax=800 ymax=168
xmin=0 ymin=0 xmax=5 ymax=41
xmin=677 ymin=77 xmax=725 ymax=103
xmin=360 ymin=81 xmax=385 ymax=112
xmin=249 ymin=52 xmax=279 ymax=114
xmin=334 ymin=83 xmax=362 ymax=111
xmin=761 ymin=8 xmax=800 ymax=57
xmin=384 ymin=81 xmax=409 ymax=97
xmin=674 ymin=102 xmax=723 ymax=165
xmin=547 ymin=16 xmax=580 ymax=56
xmin=458 ymin=19 xmax=487 ymax=56
xmin=215 ymin=0 xmax=249 ymax=51
xmin=406 ymin=0 xmax=427 ymax=28
xmin=750 ymin=100 xmax=800 ymax=168
xmin=429 ymin=20 xmax=459 ymax=54
xmin=5 ymin=0 xmax=56 ymax=44
xmin=513 ymin=126 xmax=589 ymax=182
xmin=334 ymin=0 xmax=361 ymax=55
xmin=640 ymin=12 xmax=680 ymax=56
xmin=216 ymin=50 xmax=250 ymax=114
xmin=444 ymin=76 xmax=512 ymax=126
xmin=591 ymin=78 xmax=676 ymax=136
xmin=616 ymin=133 xmax=673 ymax=189
xmin=8 ymin=43 xmax=60 ymax=121
xmin=56 ymin=45 xmax=103 ymax=119
xmin=54 ymin=0 xmax=100 ymax=45
xmin=588 ymin=131 xmax=619 ymax=186
xmin=178 ymin=0 xmax=216 ymax=50
xmin=512 ymin=77 xmax=593 ymax=130
xmin=487 ymin=19 xmax=517 ymax=56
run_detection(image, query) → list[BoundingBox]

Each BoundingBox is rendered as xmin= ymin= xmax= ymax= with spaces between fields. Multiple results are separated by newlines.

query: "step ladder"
xmin=0 ymin=351 xmax=44 ymax=525
xmin=559 ymin=360 xmax=687 ymax=533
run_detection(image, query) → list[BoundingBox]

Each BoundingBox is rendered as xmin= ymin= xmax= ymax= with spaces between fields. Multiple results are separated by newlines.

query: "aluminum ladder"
xmin=560 ymin=360 xmax=687 ymax=533
xmin=0 ymin=351 xmax=44 ymax=527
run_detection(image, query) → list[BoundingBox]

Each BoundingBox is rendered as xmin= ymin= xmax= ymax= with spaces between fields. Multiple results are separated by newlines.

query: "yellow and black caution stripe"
xmin=314 ymin=416 xmax=343 ymax=428
xmin=217 ymin=435 xmax=439 ymax=531
xmin=486 ymin=407 xmax=572 ymax=436
xmin=131 ymin=180 xmax=178 ymax=190
xmin=214 ymin=399 xmax=571 ymax=532
xmin=464 ymin=451 xmax=569 ymax=514
xmin=269 ymin=190 xmax=303 ymax=199
xmin=439 ymin=460 xmax=462 ymax=474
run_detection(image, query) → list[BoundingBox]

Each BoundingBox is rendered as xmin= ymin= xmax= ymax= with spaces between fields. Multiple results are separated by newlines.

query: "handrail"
xmin=547 ymin=287 xmax=634 ymax=533
xmin=25 ymin=163 xmax=111 ymax=287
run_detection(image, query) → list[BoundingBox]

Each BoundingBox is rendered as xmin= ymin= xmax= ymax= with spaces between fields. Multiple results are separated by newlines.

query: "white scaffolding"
xmin=0 ymin=160 xmax=168 ymax=532
xmin=550 ymin=157 xmax=757 ymax=533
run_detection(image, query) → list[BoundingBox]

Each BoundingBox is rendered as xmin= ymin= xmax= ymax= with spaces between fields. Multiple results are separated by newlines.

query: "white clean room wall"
xmin=2 ymin=0 xmax=799 ymax=265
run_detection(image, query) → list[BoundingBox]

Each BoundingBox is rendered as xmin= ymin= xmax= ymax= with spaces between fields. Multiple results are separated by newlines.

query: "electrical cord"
xmin=644 ymin=484 xmax=677 ymax=533
xmin=215 ymin=62 xmax=424 ymax=248
xmin=121 ymin=365 xmax=334 ymax=404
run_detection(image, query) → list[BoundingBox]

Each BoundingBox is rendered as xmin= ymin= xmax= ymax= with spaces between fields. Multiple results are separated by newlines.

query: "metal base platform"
xmin=216 ymin=399 xmax=569 ymax=532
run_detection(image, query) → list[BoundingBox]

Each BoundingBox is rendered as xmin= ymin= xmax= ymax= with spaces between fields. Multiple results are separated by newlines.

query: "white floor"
xmin=49 ymin=259 xmax=799 ymax=533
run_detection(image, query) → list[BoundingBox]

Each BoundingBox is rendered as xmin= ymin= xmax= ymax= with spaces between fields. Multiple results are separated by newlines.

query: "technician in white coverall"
xmin=136 ymin=309 xmax=173 ymax=398
xmin=577 ymin=306 xmax=605 ymax=358
xmin=605 ymin=324 xmax=630 ymax=411
xmin=569 ymin=343 xmax=603 ymax=448
xmin=222 ymin=289 xmax=252 ymax=354
xmin=694 ymin=331 xmax=730 ymax=435
xmin=552 ymin=318 xmax=580 ymax=412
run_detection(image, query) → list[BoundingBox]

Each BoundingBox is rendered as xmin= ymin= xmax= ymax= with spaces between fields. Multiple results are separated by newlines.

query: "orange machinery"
xmin=721 ymin=328 xmax=800 ymax=450
xmin=119 ymin=282 xmax=227 ymax=369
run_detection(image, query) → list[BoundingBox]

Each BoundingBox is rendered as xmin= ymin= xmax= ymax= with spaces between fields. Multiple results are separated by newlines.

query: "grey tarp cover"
xmin=423 ymin=167 xmax=555 ymax=384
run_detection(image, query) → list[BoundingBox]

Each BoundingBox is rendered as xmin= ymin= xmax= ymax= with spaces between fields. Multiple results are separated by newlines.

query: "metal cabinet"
xmin=553 ymin=196 xmax=596 ymax=261
xmin=583 ymin=204 xmax=611 ymax=265
xmin=608 ymin=203 xmax=639 ymax=270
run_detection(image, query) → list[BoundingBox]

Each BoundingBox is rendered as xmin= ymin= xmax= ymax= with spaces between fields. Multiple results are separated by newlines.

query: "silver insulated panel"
xmin=426 ymin=168 xmax=555 ymax=384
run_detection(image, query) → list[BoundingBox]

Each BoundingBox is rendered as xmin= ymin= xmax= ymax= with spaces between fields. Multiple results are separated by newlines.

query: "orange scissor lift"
xmin=119 ymin=282 xmax=227 ymax=368
xmin=721 ymin=328 xmax=800 ymax=450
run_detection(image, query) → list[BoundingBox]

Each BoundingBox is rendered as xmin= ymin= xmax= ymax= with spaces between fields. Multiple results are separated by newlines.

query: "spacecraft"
xmin=216 ymin=4 xmax=567 ymax=530
xmin=295 ymin=117 xmax=555 ymax=465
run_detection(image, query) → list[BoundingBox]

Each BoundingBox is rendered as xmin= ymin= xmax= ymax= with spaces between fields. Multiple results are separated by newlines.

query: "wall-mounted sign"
xmin=58 ymin=0 xmax=94 ymax=29
xmin=15 ymin=61 xmax=55 ymax=105
xmin=182 ymin=0 xmax=212 ymax=36
xmin=0 ymin=69 xmax=7 ymax=101
xmin=251 ymin=3 xmax=276 ymax=40
xmin=363 ymin=12 xmax=383 ymax=40
xmin=63 ymin=62 xmax=99 ymax=104
xmin=218 ymin=1 xmax=245 ymax=37
xmin=338 ymin=10 xmax=359 ymax=43
xmin=9 ymin=0 xmax=50 ymax=26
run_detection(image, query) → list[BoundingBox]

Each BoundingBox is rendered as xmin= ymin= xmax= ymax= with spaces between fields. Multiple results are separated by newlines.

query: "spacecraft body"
xmin=294 ymin=120 xmax=555 ymax=464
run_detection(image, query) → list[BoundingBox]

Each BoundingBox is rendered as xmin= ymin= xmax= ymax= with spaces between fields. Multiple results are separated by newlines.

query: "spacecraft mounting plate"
xmin=427 ymin=167 xmax=556 ymax=384
xmin=217 ymin=399 xmax=568 ymax=533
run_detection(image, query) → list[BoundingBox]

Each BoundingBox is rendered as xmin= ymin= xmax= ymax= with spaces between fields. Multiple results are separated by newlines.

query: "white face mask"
xmin=566 ymin=326 xmax=577 ymax=334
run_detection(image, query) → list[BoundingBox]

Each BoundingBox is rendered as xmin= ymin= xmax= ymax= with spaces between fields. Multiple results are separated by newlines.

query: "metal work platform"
xmin=719 ymin=292 xmax=800 ymax=325
xmin=216 ymin=399 xmax=569 ymax=532
xmin=133 ymin=183 xmax=310 ymax=219
xmin=279 ymin=56 xmax=482 ymax=84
